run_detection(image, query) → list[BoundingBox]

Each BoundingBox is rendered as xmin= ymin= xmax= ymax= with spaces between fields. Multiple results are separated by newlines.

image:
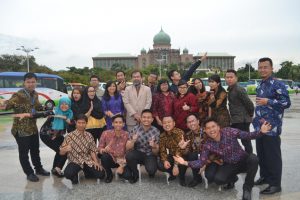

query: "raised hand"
xmin=260 ymin=121 xmax=272 ymax=133
xmin=182 ymin=102 xmax=190 ymax=111
xmin=14 ymin=113 xmax=31 ymax=120
xmin=178 ymin=135 xmax=190 ymax=149
xmin=89 ymin=101 xmax=94 ymax=111
xmin=200 ymin=52 xmax=208 ymax=62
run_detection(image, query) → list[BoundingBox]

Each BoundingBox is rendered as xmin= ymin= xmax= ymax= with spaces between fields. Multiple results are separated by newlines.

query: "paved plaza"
xmin=0 ymin=95 xmax=299 ymax=200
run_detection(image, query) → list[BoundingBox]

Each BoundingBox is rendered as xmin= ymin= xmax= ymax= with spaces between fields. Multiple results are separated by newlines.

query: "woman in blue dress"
xmin=102 ymin=81 xmax=125 ymax=130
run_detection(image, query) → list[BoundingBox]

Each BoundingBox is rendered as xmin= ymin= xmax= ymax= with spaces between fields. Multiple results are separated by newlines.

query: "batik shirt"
xmin=253 ymin=76 xmax=291 ymax=136
xmin=130 ymin=124 xmax=160 ymax=156
xmin=61 ymin=130 xmax=97 ymax=168
xmin=6 ymin=89 xmax=43 ymax=137
xmin=188 ymin=127 xmax=262 ymax=169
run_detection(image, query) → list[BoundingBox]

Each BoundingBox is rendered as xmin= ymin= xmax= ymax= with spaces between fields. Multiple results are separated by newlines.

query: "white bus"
xmin=0 ymin=72 xmax=68 ymax=109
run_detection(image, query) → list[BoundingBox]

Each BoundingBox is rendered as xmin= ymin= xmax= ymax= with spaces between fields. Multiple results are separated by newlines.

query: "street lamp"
xmin=16 ymin=46 xmax=39 ymax=72
xmin=156 ymin=58 xmax=165 ymax=79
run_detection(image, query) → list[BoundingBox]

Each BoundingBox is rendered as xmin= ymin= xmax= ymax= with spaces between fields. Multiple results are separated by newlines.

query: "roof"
xmin=0 ymin=72 xmax=63 ymax=79
xmin=153 ymin=28 xmax=171 ymax=45
xmin=93 ymin=53 xmax=137 ymax=58
xmin=195 ymin=52 xmax=235 ymax=57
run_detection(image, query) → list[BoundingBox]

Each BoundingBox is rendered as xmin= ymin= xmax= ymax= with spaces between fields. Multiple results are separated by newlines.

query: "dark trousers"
xmin=40 ymin=134 xmax=67 ymax=169
xmin=256 ymin=135 xmax=282 ymax=186
xmin=14 ymin=133 xmax=43 ymax=176
xmin=158 ymin=155 xmax=178 ymax=175
xmin=178 ymin=152 xmax=202 ymax=181
xmin=64 ymin=162 xmax=105 ymax=181
xmin=205 ymin=154 xmax=258 ymax=191
xmin=87 ymin=127 xmax=105 ymax=144
xmin=100 ymin=153 xmax=131 ymax=179
xmin=231 ymin=123 xmax=253 ymax=154
xmin=125 ymin=150 xmax=158 ymax=177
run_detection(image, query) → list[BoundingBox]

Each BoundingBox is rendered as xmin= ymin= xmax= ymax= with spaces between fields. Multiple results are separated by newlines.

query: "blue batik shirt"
xmin=253 ymin=76 xmax=291 ymax=136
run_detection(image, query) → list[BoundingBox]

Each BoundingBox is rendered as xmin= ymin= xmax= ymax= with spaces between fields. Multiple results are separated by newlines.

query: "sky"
xmin=0 ymin=0 xmax=300 ymax=71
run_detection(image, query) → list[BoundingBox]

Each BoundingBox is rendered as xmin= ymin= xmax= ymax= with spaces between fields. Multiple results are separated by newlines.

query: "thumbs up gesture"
xmin=182 ymin=102 xmax=190 ymax=111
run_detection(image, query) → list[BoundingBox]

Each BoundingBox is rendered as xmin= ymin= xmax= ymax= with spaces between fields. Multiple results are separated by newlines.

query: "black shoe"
xmin=168 ymin=175 xmax=176 ymax=181
xmin=179 ymin=178 xmax=186 ymax=187
xmin=51 ymin=168 xmax=64 ymax=178
xmin=188 ymin=179 xmax=201 ymax=188
xmin=129 ymin=174 xmax=139 ymax=184
xmin=260 ymin=186 xmax=282 ymax=195
xmin=223 ymin=175 xmax=238 ymax=190
xmin=27 ymin=173 xmax=39 ymax=182
xmin=242 ymin=189 xmax=252 ymax=200
xmin=71 ymin=176 xmax=78 ymax=184
xmin=254 ymin=177 xmax=267 ymax=185
xmin=36 ymin=168 xmax=50 ymax=176
xmin=105 ymin=173 xmax=113 ymax=183
xmin=148 ymin=174 xmax=155 ymax=178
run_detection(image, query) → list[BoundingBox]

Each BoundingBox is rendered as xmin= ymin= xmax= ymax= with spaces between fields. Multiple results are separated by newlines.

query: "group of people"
xmin=0 ymin=56 xmax=291 ymax=200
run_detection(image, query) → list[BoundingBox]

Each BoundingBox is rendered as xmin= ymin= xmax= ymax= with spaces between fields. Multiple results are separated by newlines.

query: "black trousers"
xmin=256 ymin=135 xmax=282 ymax=186
xmin=125 ymin=150 xmax=158 ymax=177
xmin=100 ymin=153 xmax=131 ymax=179
xmin=64 ymin=162 xmax=105 ymax=181
xmin=14 ymin=133 xmax=43 ymax=176
xmin=178 ymin=152 xmax=202 ymax=181
xmin=158 ymin=154 xmax=179 ymax=176
xmin=205 ymin=154 xmax=258 ymax=191
xmin=87 ymin=127 xmax=105 ymax=144
xmin=231 ymin=123 xmax=253 ymax=154
xmin=40 ymin=134 xmax=67 ymax=169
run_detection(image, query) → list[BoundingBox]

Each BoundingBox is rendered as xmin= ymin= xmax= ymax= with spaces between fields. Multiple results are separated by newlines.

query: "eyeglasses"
xmin=88 ymin=90 xmax=95 ymax=93
xmin=178 ymin=86 xmax=188 ymax=89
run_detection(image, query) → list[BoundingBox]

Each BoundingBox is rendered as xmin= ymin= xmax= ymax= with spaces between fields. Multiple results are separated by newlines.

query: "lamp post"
xmin=16 ymin=46 xmax=39 ymax=72
xmin=156 ymin=58 xmax=165 ymax=79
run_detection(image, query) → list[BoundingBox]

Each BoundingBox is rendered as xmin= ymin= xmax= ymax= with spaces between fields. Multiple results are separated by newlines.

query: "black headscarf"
xmin=81 ymin=86 xmax=104 ymax=119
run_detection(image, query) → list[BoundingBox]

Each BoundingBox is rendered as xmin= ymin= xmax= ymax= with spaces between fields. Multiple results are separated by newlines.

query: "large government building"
xmin=92 ymin=28 xmax=235 ymax=72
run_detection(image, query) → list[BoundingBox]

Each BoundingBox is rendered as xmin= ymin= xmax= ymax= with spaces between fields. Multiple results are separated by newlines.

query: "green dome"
xmin=153 ymin=28 xmax=171 ymax=45
xmin=183 ymin=48 xmax=188 ymax=54
xmin=141 ymin=48 xmax=146 ymax=54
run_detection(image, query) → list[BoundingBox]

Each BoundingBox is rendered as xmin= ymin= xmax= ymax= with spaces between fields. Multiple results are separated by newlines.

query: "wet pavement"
xmin=0 ymin=95 xmax=300 ymax=200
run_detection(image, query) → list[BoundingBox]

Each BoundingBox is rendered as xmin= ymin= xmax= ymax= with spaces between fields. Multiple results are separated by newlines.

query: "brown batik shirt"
xmin=6 ymin=89 xmax=43 ymax=137
xmin=61 ymin=130 xmax=97 ymax=168
xmin=159 ymin=128 xmax=185 ymax=161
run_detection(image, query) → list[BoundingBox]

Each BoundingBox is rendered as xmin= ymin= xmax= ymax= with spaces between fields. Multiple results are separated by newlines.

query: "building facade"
xmin=92 ymin=28 xmax=235 ymax=72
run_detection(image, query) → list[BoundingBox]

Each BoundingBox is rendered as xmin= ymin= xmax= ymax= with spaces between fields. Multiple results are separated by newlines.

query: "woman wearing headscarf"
xmin=82 ymin=86 xmax=106 ymax=143
xmin=67 ymin=87 xmax=84 ymax=132
xmin=207 ymin=74 xmax=230 ymax=128
xmin=40 ymin=96 xmax=73 ymax=177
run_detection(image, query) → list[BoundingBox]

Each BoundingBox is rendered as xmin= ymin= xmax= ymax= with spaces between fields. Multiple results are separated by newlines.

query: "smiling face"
xmin=208 ymin=80 xmax=219 ymax=90
xmin=107 ymin=82 xmax=117 ymax=95
xmin=141 ymin=112 xmax=154 ymax=127
xmin=178 ymin=84 xmax=188 ymax=95
xmin=162 ymin=116 xmax=175 ymax=132
xmin=160 ymin=82 xmax=169 ymax=92
xmin=194 ymin=79 xmax=203 ymax=90
xmin=186 ymin=115 xmax=200 ymax=132
xmin=116 ymin=72 xmax=125 ymax=82
xmin=60 ymin=102 xmax=69 ymax=111
xmin=87 ymin=86 xmax=96 ymax=99
xmin=76 ymin=119 xmax=87 ymax=132
xmin=112 ymin=117 xmax=124 ymax=131
xmin=258 ymin=61 xmax=273 ymax=80
xmin=171 ymin=71 xmax=181 ymax=82
xmin=204 ymin=121 xmax=221 ymax=141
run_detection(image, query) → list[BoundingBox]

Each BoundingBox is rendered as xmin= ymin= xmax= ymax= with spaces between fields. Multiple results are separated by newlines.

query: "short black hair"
xmin=157 ymin=79 xmax=170 ymax=93
xmin=90 ymin=75 xmax=100 ymax=81
xmin=116 ymin=70 xmax=125 ymax=77
xmin=23 ymin=72 xmax=37 ymax=81
xmin=185 ymin=113 xmax=199 ymax=123
xmin=112 ymin=114 xmax=125 ymax=122
xmin=167 ymin=70 xmax=176 ymax=81
xmin=225 ymin=69 xmax=237 ymax=76
xmin=141 ymin=109 xmax=152 ymax=116
xmin=131 ymin=70 xmax=143 ymax=77
xmin=75 ymin=114 xmax=88 ymax=122
xmin=258 ymin=57 xmax=273 ymax=67
xmin=203 ymin=117 xmax=219 ymax=127
xmin=162 ymin=115 xmax=174 ymax=121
